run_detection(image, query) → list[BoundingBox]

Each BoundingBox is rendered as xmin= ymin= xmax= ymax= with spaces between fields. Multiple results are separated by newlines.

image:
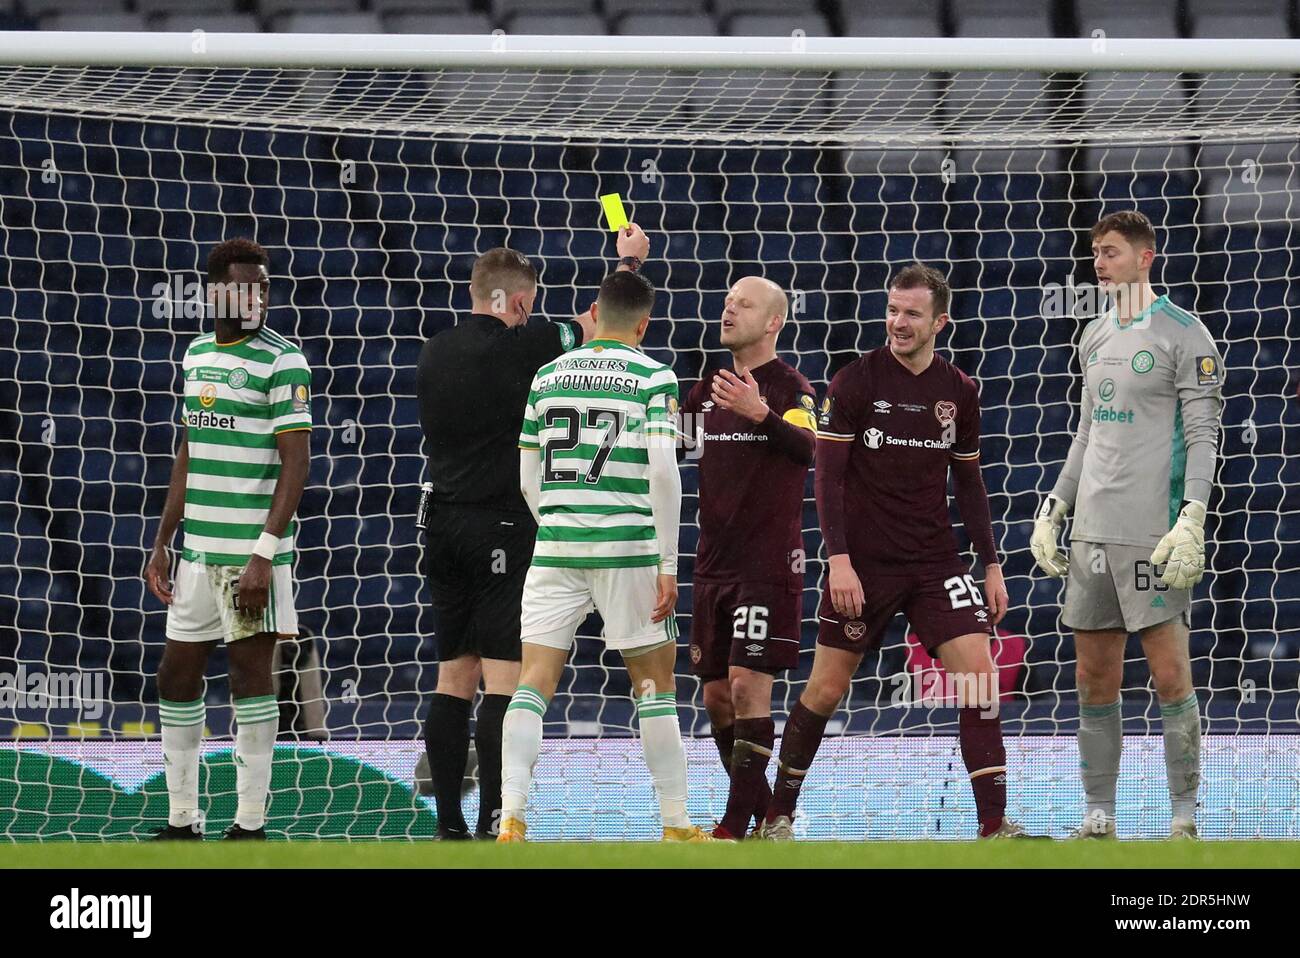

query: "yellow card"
xmin=600 ymin=193 xmax=629 ymax=232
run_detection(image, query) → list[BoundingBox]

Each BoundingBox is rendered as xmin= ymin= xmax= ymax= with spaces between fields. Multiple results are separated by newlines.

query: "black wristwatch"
xmin=618 ymin=255 xmax=642 ymax=272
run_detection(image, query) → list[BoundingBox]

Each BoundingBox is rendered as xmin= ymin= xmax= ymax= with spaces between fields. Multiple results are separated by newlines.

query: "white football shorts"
xmin=165 ymin=558 xmax=299 ymax=644
xmin=520 ymin=564 xmax=678 ymax=653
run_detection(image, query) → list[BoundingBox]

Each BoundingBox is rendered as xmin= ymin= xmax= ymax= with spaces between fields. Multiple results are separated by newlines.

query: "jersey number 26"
xmin=943 ymin=574 xmax=985 ymax=609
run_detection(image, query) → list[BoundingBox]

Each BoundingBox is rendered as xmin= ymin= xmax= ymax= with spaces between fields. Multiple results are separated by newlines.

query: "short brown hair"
xmin=470 ymin=247 xmax=538 ymax=301
xmin=1091 ymin=210 xmax=1157 ymax=251
xmin=888 ymin=262 xmax=950 ymax=317
xmin=596 ymin=270 xmax=655 ymax=329
xmin=207 ymin=237 xmax=268 ymax=284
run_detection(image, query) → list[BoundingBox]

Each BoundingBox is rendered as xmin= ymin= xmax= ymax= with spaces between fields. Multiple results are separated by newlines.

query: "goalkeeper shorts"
xmin=1062 ymin=541 xmax=1191 ymax=634
xmin=520 ymin=564 xmax=678 ymax=653
xmin=166 ymin=558 xmax=298 ymax=644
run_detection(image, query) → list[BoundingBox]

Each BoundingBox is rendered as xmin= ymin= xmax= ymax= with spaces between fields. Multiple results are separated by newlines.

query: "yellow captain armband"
xmin=782 ymin=407 xmax=818 ymax=432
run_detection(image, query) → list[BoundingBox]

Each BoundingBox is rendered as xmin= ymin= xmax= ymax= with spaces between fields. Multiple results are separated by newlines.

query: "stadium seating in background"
xmin=509 ymin=13 xmax=608 ymax=36
xmin=272 ymin=12 xmax=384 ymax=34
xmin=1190 ymin=4 xmax=1291 ymax=39
xmin=370 ymin=0 xmax=476 ymax=13
xmin=1073 ymin=0 xmax=1181 ymax=38
xmin=605 ymin=0 xmax=705 ymax=21
xmin=150 ymin=14 xmax=261 ymax=33
xmin=36 ymin=13 xmax=148 ymax=31
xmin=950 ymin=0 xmax=1055 ymax=38
xmin=386 ymin=13 xmax=493 ymax=34
xmin=490 ymin=0 xmax=594 ymax=19
xmin=257 ymin=0 xmax=359 ymax=17
xmin=5 ymin=0 xmax=1295 ymax=731
xmin=837 ymin=71 xmax=947 ymax=175
xmin=842 ymin=0 xmax=944 ymax=37
xmin=729 ymin=13 xmax=832 ymax=39
xmin=945 ymin=73 xmax=1062 ymax=174
xmin=1079 ymin=73 xmax=1193 ymax=175
xmin=22 ymin=0 xmax=124 ymax=17
xmin=15 ymin=0 xmax=1299 ymax=40
xmin=713 ymin=0 xmax=818 ymax=27
xmin=1190 ymin=13 xmax=1289 ymax=38
xmin=135 ymin=0 xmax=241 ymax=15
xmin=617 ymin=14 xmax=718 ymax=37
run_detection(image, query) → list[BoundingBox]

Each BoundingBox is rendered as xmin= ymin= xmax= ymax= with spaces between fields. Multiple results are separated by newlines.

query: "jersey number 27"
xmin=543 ymin=406 xmax=624 ymax=484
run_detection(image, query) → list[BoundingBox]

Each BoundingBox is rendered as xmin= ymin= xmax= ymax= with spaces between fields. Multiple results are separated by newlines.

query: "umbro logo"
xmin=873 ymin=400 xmax=891 ymax=413
xmin=745 ymin=644 xmax=763 ymax=655
xmin=975 ymin=609 xmax=988 ymax=621
xmin=701 ymin=400 xmax=714 ymax=412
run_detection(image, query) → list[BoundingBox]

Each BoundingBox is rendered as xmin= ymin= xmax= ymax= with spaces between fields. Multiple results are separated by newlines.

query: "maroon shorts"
xmin=689 ymin=580 xmax=803 ymax=681
xmin=816 ymin=564 xmax=992 ymax=655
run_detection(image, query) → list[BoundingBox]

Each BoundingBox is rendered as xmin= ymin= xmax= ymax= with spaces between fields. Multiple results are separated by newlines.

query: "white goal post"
xmin=0 ymin=31 xmax=1297 ymax=841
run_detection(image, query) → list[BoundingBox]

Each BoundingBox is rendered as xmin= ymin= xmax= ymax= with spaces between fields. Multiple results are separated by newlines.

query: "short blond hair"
xmin=470 ymin=247 xmax=537 ymax=301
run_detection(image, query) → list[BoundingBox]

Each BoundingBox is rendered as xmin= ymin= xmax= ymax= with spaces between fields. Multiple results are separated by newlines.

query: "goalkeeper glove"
xmin=1030 ymin=495 xmax=1070 ymax=578
xmin=1150 ymin=500 xmax=1206 ymax=590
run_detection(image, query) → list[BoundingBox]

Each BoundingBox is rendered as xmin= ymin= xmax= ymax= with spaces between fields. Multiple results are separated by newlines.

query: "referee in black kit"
xmin=416 ymin=224 xmax=651 ymax=839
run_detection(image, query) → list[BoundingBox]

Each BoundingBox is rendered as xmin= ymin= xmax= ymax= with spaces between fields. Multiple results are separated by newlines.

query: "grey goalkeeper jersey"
xmin=1052 ymin=294 xmax=1225 ymax=548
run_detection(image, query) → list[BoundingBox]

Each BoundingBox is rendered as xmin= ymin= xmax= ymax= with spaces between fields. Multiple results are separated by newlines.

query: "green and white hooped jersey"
xmin=1069 ymin=295 xmax=1224 ymax=548
xmin=519 ymin=339 xmax=680 ymax=569
xmin=179 ymin=327 xmax=312 ymax=566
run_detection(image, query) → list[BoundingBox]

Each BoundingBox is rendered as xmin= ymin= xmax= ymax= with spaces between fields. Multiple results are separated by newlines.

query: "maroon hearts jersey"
xmin=817 ymin=346 xmax=982 ymax=572
xmin=682 ymin=358 xmax=817 ymax=589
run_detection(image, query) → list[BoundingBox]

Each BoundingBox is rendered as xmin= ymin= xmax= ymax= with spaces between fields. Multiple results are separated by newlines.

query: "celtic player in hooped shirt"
xmin=144 ymin=238 xmax=311 ymax=841
xmin=501 ymin=270 xmax=712 ymax=843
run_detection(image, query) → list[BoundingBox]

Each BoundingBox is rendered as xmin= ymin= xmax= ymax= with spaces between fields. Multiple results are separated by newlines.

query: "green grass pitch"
xmin=2 ymin=841 xmax=1295 ymax=869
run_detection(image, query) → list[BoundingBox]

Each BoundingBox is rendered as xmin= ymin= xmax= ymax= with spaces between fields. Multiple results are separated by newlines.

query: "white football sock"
xmin=232 ymin=695 xmax=279 ymax=831
xmin=500 ymin=686 xmax=547 ymax=823
xmin=159 ymin=697 xmax=205 ymax=829
xmin=638 ymin=693 xmax=690 ymax=829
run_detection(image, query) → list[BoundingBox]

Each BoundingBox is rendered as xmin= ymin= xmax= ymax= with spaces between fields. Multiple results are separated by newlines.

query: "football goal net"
xmin=1 ymin=32 xmax=1296 ymax=840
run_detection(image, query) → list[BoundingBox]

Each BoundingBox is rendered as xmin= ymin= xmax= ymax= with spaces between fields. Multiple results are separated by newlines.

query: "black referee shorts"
xmin=424 ymin=504 xmax=535 ymax=663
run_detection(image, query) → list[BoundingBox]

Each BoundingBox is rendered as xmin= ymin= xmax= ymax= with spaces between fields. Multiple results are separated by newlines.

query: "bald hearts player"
xmin=764 ymin=263 xmax=1036 ymax=840
xmin=681 ymin=276 xmax=816 ymax=840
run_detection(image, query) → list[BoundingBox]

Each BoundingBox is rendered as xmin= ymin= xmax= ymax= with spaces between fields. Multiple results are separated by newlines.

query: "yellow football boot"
xmin=662 ymin=824 xmax=716 ymax=842
xmin=496 ymin=816 xmax=527 ymax=843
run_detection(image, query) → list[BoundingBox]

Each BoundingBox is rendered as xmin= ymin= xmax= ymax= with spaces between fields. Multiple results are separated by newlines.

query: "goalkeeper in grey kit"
xmin=1032 ymin=211 xmax=1225 ymax=840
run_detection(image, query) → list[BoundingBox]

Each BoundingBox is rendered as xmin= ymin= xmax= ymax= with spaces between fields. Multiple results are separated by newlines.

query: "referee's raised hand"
xmin=616 ymin=222 xmax=650 ymax=264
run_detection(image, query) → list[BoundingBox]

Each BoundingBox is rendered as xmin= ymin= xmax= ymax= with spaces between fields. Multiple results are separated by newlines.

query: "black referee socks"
xmin=474 ymin=694 xmax=510 ymax=836
xmin=424 ymin=693 xmax=472 ymax=835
